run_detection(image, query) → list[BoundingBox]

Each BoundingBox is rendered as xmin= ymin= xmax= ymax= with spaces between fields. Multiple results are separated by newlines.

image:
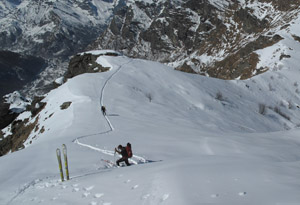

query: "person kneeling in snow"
xmin=115 ymin=145 xmax=130 ymax=166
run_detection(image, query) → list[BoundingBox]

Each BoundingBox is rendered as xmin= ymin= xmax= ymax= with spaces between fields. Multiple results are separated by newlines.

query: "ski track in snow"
xmin=7 ymin=59 xmax=150 ymax=205
xmin=73 ymin=58 xmax=147 ymax=166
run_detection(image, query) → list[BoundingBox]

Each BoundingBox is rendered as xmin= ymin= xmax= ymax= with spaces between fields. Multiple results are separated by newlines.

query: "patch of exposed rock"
xmin=64 ymin=53 xmax=111 ymax=79
xmin=60 ymin=102 xmax=72 ymax=110
xmin=0 ymin=101 xmax=19 ymax=130
xmin=206 ymin=35 xmax=284 ymax=79
xmin=0 ymin=117 xmax=39 ymax=156
xmin=26 ymin=96 xmax=46 ymax=117
xmin=0 ymin=96 xmax=45 ymax=156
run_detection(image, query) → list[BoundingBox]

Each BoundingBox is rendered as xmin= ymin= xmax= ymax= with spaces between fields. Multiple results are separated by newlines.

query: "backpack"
xmin=126 ymin=143 xmax=133 ymax=158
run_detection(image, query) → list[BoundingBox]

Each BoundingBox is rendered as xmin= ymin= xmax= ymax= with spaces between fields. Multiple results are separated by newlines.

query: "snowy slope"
xmin=1 ymin=52 xmax=300 ymax=204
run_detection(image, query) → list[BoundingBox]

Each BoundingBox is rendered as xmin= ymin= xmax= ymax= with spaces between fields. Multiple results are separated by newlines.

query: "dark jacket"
xmin=120 ymin=147 xmax=128 ymax=158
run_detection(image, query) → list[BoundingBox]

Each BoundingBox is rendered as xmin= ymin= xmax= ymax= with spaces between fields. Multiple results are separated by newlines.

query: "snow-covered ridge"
xmin=80 ymin=50 xmax=122 ymax=56
xmin=1 ymin=53 xmax=300 ymax=204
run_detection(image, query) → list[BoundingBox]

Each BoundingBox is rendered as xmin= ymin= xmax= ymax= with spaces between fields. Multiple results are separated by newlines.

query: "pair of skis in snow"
xmin=56 ymin=144 xmax=70 ymax=182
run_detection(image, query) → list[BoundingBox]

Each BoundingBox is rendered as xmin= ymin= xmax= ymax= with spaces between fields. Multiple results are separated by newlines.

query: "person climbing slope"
xmin=101 ymin=105 xmax=106 ymax=116
xmin=115 ymin=143 xmax=132 ymax=166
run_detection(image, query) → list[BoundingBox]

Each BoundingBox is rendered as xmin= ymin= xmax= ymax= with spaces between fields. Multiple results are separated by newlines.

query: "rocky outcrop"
xmin=60 ymin=102 xmax=72 ymax=110
xmin=205 ymin=35 xmax=284 ymax=80
xmin=26 ymin=96 xmax=46 ymax=117
xmin=65 ymin=53 xmax=111 ymax=79
xmin=0 ymin=101 xmax=19 ymax=130
xmin=0 ymin=96 xmax=44 ymax=156
xmin=0 ymin=117 xmax=38 ymax=156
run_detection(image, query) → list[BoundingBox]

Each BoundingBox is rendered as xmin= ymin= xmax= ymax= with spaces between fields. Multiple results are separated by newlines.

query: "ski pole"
xmin=114 ymin=148 xmax=116 ymax=165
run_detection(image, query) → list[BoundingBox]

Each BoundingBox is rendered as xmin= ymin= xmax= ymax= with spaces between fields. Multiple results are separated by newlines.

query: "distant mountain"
xmin=0 ymin=0 xmax=116 ymax=97
xmin=0 ymin=0 xmax=115 ymax=59
xmin=89 ymin=0 xmax=300 ymax=79
xmin=1 ymin=0 xmax=300 ymax=97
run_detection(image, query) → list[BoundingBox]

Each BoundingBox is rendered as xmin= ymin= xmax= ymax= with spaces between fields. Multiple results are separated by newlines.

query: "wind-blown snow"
xmin=1 ymin=52 xmax=300 ymax=204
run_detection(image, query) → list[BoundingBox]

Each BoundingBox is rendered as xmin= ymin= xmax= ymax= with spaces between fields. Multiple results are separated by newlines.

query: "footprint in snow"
xmin=35 ymin=184 xmax=45 ymax=189
xmin=90 ymin=201 xmax=97 ymax=205
xmin=161 ymin=194 xmax=169 ymax=201
xmin=210 ymin=194 xmax=219 ymax=198
xmin=103 ymin=203 xmax=112 ymax=205
xmin=72 ymin=187 xmax=80 ymax=192
xmin=124 ymin=179 xmax=131 ymax=183
xmin=132 ymin=185 xmax=139 ymax=190
xmin=30 ymin=197 xmax=38 ymax=201
xmin=238 ymin=192 xmax=247 ymax=196
xmin=84 ymin=185 xmax=94 ymax=191
xmin=82 ymin=192 xmax=91 ymax=198
xmin=142 ymin=194 xmax=150 ymax=200
xmin=94 ymin=193 xmax=104 ymax=198
xmin=51 ymin=197 xmax=58 ymax=201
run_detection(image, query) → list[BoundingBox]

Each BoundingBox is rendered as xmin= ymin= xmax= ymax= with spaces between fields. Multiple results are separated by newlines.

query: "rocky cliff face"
xmin=89 ymin=0 xmax=300 ymax=79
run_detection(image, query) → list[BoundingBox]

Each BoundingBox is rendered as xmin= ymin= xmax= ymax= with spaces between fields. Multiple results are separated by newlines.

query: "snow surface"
xmin=4 ymin=91 xmax=30 ymax=113
xmin=1 ymin=52 xmax=300 ymax=204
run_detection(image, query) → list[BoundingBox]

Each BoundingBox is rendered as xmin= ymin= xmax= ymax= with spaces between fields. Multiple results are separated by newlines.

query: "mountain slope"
xmin=0 ymin=0 xmax=116 ymax=97
xmin=2 ymin=0 xmax=300 ymax=99
xmin=90 ymin=0 xmax=300 ymax=79
xmin=1 ymin=52 xmax=300 ymax=204
xmin=0 ymin=0 xmax=114 ymax=59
